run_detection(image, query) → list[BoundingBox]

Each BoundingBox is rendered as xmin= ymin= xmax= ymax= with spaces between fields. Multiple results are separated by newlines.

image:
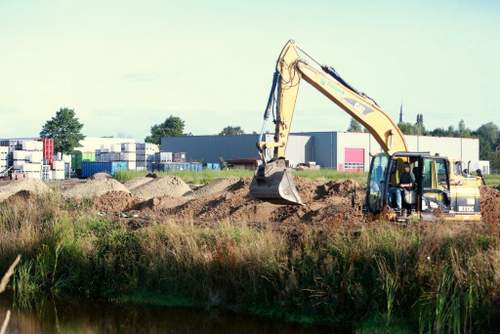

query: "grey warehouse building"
xmin=161 ymin=132 xmax=481 ymax=172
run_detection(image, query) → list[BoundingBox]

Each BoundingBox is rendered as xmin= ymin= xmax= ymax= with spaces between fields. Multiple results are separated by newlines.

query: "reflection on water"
xmin=0 ymin=294 xmax=344 ymax=334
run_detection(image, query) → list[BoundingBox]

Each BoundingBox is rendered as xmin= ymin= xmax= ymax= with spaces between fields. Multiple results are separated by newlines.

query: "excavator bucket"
xmin=250 ymin=159 xmax=303 ymax=205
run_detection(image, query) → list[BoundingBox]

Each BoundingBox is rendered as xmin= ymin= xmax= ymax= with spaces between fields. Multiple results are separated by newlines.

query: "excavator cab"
xmin=366 ymin=152 xmax=481 ymax=221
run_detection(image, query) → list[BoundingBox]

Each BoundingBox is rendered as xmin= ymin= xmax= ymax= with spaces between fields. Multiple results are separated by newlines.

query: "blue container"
xmin=159 ymin=162 xmax=203 ymax=172
xmin=205 ymin=163 xmax=221 ymax=171
xmin=81 ymin=161 xmax=128 ymax=178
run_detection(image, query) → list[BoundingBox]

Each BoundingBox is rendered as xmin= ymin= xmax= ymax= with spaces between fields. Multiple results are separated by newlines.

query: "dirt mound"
xmin=131 ymin=176 xmax=191 ymax=200
xmin=94 ymin=191 xmax=139 ymax=212
xmin=124 ymin=176 xmax=155 ymax=190
xmin=148 ymin=177 xmax=365 ymax=226
xmin=165 ymin=178 xmax=279 ymax=222
xmin=4 ymin=190 xmax=37 ymax=206
xmin=315 ymin=179 xmax=360 ymax=198
xmin=63 ymin=179 xmax=130 ymax=199
xmin=271 ymin=179 xmax=365 ymax=225
xmin=480 ymin=186 xmax=500 ymax=225
xmin=91 ymin=172 xmax=112 ymax=180
xmin=133 ymin=196 xmax=191 ymax=211
xmin=191 ymin=177 xmax=242 ymax=197
xmin=0 ymin=178 xmax=51 ymax=202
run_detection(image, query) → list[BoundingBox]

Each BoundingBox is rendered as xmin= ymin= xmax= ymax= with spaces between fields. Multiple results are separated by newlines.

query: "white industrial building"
xmin=161 ymin=131 xmax=484 ymax=173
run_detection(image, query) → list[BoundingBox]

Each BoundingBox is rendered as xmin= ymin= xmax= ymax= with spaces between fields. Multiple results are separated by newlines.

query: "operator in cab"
xmin=389 ymin=162 xmax=415 ymax=211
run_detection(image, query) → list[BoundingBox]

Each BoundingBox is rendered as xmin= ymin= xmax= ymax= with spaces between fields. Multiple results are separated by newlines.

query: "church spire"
xmin=399 ymin=103 xmax=404 ymax=123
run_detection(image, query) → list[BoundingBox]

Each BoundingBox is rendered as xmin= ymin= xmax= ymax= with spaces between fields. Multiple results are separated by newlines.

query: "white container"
xmin=13 ymin=150 xmax=28 ymax=160
xmin=120 ymin=152 xmax=136 ymax=161
xmin=160 ymin=152 xmax=173 ymax=162
xmin=28 ymin=151 xmax=43 ymax=163
xmin=53 ymin=160 xmax=65 ymax=171
xmin=109 ymin=144 xmax=121 ymax=153
xmin=52 ymin=170 xmax=65 ymax=180
xmin=13 ymin=160 xmax=25 ymax=169
xmin=173 ymin=152 xmax=186 ymax=162
xmin=21 ymin=163 xmax=42 ymax=173
xmin=20 ymin=140 xmax=43 ymax=151
xmin=127 ymin=161 xmax=136 ymax=170
xmin=121 ymin=143 xmax=136 ymax=153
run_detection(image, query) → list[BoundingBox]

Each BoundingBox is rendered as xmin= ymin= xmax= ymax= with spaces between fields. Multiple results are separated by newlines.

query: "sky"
xmin=1 ymin=0 xmax=499 ymax=140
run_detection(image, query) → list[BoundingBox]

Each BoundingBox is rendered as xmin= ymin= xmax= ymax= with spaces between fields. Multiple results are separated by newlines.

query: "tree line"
xmin=37 ymin=110 xmax=248 ymax=153
xmin=37 ymin=108 xmax=499 ymax=169
xmin=348 ymin=116 xmax=499 ymax=167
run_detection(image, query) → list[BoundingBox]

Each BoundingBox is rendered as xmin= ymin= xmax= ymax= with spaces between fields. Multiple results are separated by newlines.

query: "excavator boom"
xmin=251 ymin=40 xmax=408 ymax=205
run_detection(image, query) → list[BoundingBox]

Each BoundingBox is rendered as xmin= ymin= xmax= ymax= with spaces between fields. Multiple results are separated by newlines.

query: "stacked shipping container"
xmin=121 ymin=143 xmax=136 ymax=170
xmin=136 ymin=143 xmax=159 ymax=170
xmin=0 ymin=138 xmax=67 ymax=180
xmin=0 ymin=146 xmax=8 ymax=172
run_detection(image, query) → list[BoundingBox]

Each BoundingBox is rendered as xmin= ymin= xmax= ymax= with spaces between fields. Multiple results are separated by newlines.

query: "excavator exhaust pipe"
xmin=250 ymin=159 xmax=303 ymax=205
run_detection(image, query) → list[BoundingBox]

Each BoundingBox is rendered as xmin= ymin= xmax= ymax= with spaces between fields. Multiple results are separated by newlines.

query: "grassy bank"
xmin=485 ymin=174 xmax=500 ymax=187
xmin=114 ymin=169 xmax=253 ymax=184
xmin=0 ymin=194 xmax=499 ymax=333
xmin=114 ymin=168 xmax=367 ymax=185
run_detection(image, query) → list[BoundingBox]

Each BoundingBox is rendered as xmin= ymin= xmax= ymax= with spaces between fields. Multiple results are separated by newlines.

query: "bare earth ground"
xmin=0 ymin=175 xmax=498 ymax=227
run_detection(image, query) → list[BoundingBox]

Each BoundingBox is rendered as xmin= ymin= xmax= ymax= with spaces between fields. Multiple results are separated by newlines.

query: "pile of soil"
xmin=4 ymin=190 xmax=37 ymax=206
xmin=190 ymin=177 xmax=242 ymax=197
xmin=94 ymin=191 xmax=139 ymax=212
xmin=480 ymin=186 xmax=500 ymax=225
xmin=0 ymin=178 xmax=51 ymax=202
xmin=89 ymin=175 xmax=498 ymax=227
xmin=124 ymin=176 xmax=156 ymax=190
xmin=63 ymin=179 xmax=130 ymax=199
xmin=91 ymin=172 xmax=112 ymax=180
xmin=271 ymin=178 xmax=364 ymax=225
xmin=132 ymin=177 xmax=365 ymax=226
xmin=165 ymin=178 xmax=278 ymax=223
xmin=131 ymin=176 xmax=191 ymax=200
xmin=133 ymin=196 xmax=191 ymax=211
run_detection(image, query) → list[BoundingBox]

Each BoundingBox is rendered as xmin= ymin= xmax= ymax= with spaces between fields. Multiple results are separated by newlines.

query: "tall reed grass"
xmin=0 ymin=194 xmax=498 ymax=332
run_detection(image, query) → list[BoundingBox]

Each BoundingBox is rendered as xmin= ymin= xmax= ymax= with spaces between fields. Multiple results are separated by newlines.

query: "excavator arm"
xmin=251 ymin=40 xmax=408 ymax=205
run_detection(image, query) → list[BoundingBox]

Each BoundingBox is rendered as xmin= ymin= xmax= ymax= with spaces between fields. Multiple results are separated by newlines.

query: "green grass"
xmin=114 ymin=168 xmax=367 ymax=185
xmin=485 ymin=173 xmax=500 ymax=187
xmin=0 ymin=194 xmax=498 ymax=332
xmin=293 ymin=169 xmax=367 ymax=184
xmin=114 ymin=169 xmax=253 ymax=184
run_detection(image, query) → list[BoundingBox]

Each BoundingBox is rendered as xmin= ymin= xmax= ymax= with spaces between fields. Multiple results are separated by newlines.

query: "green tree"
xmin=428 ymin=127 xmax=448 ymax=137
xmin=145 ymin=116 xmax=185 ymax=144
xmin=40 ymin=108 xmax=85 ymax=154
xmin=474 ymin=122 xmax=499 ymax=160
xmin=347 ymin=118 xmax=362 ymax=132
xmin=447 ymin=125 xmax=457 ymax=137
xmin=398 ymin=122 xmax=416 ymax=135
xmin=219 ymin=126 xmax=245 ymax=136
xmin=458 ymin=119 xmax=471 ymax=137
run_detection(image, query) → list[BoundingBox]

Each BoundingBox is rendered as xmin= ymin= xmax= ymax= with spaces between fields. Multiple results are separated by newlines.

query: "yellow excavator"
xmin=250 ymin=40 xmax=481 ymax=222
